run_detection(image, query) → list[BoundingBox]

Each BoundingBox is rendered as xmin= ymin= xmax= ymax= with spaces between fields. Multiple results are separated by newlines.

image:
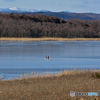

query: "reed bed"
xmin=0 ymin=69 xmax=100 ymax=100
xmin=15 ymin=69 xmax=100 ymax=79
xmin=0 ymin=37 xmax=100 ymax=41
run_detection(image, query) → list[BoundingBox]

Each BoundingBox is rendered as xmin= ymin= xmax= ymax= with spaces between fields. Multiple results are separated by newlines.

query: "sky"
xmin=0 ymin=0 xmax=100 ymax=13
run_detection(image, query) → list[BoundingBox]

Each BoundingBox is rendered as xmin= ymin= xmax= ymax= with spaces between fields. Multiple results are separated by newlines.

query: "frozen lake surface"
xmin=0 ymin=40 xmax=100 ymax=79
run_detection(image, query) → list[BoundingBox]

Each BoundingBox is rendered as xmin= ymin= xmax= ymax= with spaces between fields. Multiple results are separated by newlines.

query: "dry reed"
xmin=0 ymin=69 xmax=100 ymax=100
xmin=0 ymin=37 xmax=100 ymax=41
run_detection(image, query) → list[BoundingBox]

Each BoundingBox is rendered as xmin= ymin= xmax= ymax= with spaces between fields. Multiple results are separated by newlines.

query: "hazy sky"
xmin=0 ymin=0 xmax=100 ymax=13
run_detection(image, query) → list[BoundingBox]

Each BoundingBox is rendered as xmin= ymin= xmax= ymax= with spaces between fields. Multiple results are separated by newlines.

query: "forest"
xmin=0 ymin=13 xmax=100 ymax=38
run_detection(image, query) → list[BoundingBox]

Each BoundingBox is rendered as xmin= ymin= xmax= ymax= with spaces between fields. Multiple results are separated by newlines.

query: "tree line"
xmin=0 ymin=13 xmax=100 ymax=38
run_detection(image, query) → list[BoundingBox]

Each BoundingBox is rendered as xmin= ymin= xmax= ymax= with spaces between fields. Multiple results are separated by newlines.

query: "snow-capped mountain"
xmin=0 ymin=7 xmax=51 ymax=12
xmin=9 ymin=7 xmax=20 ymax=10
xmin=40 ymin=9 xmax=51 ymax=12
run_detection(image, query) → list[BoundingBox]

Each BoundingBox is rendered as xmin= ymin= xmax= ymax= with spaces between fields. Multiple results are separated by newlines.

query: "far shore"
xmin=0 ymin=37 xmax=100 ymax=41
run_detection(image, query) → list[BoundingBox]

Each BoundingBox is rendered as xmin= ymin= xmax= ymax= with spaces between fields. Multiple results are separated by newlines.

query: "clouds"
xmin=82 ymin=0 xmax=100 ymax=12
xmin=87 ymin=0 xmax=100 ymax=3
xmin=66 ymin=0 xmax=100 ymax=13
xmin=4 ymin=0 xmax=16 ymax=2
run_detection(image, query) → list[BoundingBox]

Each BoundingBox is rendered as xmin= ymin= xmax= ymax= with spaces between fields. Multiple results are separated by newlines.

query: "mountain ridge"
xmin=0 ymin=7 xmax=100 ymax=20
xmin=0 ymin=7 xmax=52 ymax=12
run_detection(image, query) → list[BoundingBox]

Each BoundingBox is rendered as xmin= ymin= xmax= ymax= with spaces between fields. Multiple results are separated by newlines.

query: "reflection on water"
xmin=0 ymin=40 xmax=100 ymax=79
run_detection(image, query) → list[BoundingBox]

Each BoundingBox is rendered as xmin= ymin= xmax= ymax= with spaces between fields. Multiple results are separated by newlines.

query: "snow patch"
xmin=9 ymin=7 xmax=18 ymax=10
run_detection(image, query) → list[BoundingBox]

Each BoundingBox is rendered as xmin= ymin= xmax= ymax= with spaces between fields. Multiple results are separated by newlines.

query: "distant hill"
xmin=0 ymin=7 xmax=100 ymax=20
xmin=32 ymin=12 xmax=100 ymax=20
xmin=0 ymin=13 xmax=100 ymax=38
xmin=3 ymin=11 xmax=100 ymax=20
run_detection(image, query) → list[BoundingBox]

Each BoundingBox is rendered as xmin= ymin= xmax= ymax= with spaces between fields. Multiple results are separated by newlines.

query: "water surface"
xmin=0 ymin=40 xmax=100 ymax=79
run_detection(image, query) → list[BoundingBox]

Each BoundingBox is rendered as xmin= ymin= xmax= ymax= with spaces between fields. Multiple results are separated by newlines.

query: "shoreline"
xmin=0 ymin=37 xmax=100 ymax=41
xmin=0 ymin=69 xmax=100 ymax=100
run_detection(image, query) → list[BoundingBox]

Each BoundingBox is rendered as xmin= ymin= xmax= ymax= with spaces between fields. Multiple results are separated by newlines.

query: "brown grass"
xmin=0 ymin=37 xmax=100 ymax=41
xmin=0 ymin=69 xmax=100 ymax=100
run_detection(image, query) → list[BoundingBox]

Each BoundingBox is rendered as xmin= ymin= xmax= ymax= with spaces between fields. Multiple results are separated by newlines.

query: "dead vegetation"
xmin=0 ymin=37 xmax=100 ymax=41
xmin=0 ymin=69 xmax=100 ymax=100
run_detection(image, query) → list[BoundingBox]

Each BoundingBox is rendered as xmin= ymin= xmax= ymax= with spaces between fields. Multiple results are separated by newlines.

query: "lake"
xmin=0 ymin=40 xmax=100 ymax=79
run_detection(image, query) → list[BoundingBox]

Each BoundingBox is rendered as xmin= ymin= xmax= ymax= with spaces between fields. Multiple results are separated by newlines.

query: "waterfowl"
xmin=45 ymin=56 xmax=47 ymax=58
xmin=45 ymin=56 xmax=49 ymax=59
xmin=47 ymin=56 xmax=49 ymax=59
